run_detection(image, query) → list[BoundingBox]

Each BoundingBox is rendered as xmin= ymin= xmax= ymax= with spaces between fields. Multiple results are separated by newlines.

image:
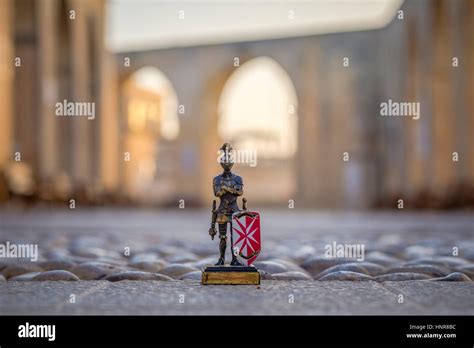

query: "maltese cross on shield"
xmin=231 ymin=211 xmax=261 ymax=266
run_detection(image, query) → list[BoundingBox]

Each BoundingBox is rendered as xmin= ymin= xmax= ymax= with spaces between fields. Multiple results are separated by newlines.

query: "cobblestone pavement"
xmin=0 ymin=208 xmax=473 ymax=315
xmin=1 ymin=280 xmax=473 ymax=315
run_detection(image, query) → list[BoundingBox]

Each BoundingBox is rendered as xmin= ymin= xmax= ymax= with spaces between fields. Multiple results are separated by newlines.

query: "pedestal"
xmin=202 ymin=266 xmax=260 ymax=285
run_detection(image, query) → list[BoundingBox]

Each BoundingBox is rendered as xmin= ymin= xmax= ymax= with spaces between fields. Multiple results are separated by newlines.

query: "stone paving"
xmin=1 ymin=280 xmax=473 ymax=315
xmin=0 ymin=208 xmax=473 ymax=315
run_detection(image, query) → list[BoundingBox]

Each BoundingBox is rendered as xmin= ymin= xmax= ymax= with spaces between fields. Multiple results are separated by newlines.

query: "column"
xmin=37 ymin=0 xmax=59 ymax=184
xmin=0 ymin=0 xmax=13 ymax=173
xmin=70 ymin=0 xmax=92 ymax=189
xmin=296 ymin=43 xmax=321 ymax=207
xmin=432 ymin=0 xmax=455 ymax=191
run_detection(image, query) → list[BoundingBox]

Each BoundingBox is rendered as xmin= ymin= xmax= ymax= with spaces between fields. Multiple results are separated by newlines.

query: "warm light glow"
xmin=130 ymin=66 xmax=180 ymax=140
xmin=218 ymin=57 xmax=297 ymax=158
xmin=127 ymin=99 xmax=147 ymax=132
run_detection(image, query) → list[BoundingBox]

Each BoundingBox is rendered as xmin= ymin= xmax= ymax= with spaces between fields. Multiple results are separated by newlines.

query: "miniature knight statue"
xmin=209 ymin=143 xmax=244 ymax=266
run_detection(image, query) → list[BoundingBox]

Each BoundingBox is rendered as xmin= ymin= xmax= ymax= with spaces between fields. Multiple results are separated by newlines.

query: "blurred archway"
xmin=121 ymin=66 xmax=180 ymax=203
xmin=218 ymin=57 xmax=298 ymax=204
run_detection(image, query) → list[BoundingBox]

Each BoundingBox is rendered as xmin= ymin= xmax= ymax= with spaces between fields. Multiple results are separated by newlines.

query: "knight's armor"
xmin=212 ymin=143 xmax=244 ymax=266
xmin=213 ymin=173 xmax=242 ymax=224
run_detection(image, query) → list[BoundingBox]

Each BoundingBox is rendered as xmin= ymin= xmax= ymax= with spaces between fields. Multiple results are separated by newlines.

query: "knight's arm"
xmin=234 ymin=177 xmax=243 ymax=196
xmin=213 ymin=177 xmax=225 ymax=197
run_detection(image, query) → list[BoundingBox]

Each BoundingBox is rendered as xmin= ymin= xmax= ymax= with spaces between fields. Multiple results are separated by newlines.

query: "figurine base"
xmin=202 ymin=266 xmax=260 ymax=285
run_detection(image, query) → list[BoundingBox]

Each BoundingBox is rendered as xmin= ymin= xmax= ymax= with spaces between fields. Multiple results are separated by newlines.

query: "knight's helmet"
xmin=219 ymin=142 xmax=234 ymax=172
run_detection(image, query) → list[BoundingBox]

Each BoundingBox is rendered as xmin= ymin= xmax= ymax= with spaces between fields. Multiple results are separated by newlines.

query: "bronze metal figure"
xmin=203 ymin=143 xmax=261 ymax=285
xmin=209 ymin=143 xmax=244 ymax=266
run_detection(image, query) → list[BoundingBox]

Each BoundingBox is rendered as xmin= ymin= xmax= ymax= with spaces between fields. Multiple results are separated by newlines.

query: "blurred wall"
xmin=117 ymin=0 xmax=473 ymax=209
xmin=0 ymin=0 xmax=472 ymax=209
xmin=0 ymin=0 xmax=119 ymax=204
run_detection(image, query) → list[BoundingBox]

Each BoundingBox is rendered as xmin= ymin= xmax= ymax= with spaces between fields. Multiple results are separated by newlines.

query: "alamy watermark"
xmin=324 ymin=241 xmax=365 ymax=262
xmin=380 ymin=99 xmax=420 ymax=120
xmin=0 ymin=241 xmax=38 ymax=262
xmin=217 ymin=147 xmax=258 ymax=167
xmin=18 ymin=322 xmax=55 ymax=342
xmin=55 ymin=99 xmax=95 ymax=120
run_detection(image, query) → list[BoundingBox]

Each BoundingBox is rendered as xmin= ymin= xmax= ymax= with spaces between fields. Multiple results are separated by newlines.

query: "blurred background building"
xmin=0 ymin=0 xmax=472 ymax=209
xmin=0 ymin=0 xmax=114 ymax=204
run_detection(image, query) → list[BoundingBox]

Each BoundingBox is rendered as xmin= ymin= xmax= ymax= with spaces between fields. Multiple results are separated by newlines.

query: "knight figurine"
xmin=203 ymin=143 xmax=262 ymax=284
xmin=209 ymin=143 xmax=245 ymax=266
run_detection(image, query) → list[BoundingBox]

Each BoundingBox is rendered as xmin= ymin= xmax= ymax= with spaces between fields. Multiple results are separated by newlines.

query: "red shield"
xmin=231 ymin=211 xmax=261 ymax=266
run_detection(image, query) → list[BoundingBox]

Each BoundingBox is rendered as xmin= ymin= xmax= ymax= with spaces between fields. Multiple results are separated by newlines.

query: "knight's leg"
xmin=214 ymin=223 xmax=227 ymax=265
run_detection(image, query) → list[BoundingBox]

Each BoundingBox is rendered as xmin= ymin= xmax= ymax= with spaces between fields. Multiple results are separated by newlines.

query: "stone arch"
xmin=201 ymin=55 xmax=299 ymax=205
xmin=119 ymin=65 xmax=181 ymax=203
xmin=222 ymin=57 xmax=297 ymax=153
xmin=119 ymin=59 xmax=180 ymax=91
